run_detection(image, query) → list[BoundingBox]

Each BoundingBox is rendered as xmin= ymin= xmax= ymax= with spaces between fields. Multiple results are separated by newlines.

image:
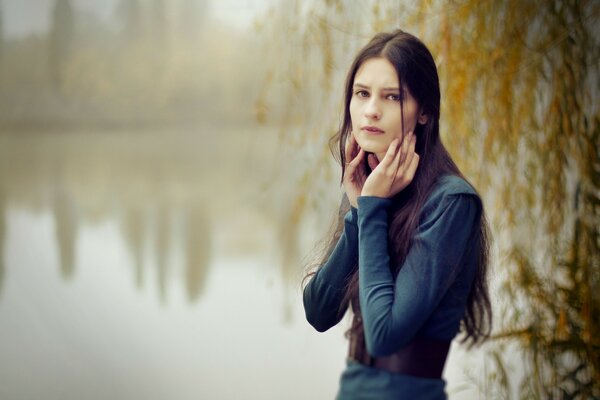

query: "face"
xmin=349 ymin=57 xmax=427 ymax=161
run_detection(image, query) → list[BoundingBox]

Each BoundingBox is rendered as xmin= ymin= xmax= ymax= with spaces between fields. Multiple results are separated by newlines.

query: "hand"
xmin=342 ymin=132 xmax=379 ymax=208
xmin=361 ymin=131 xmax=419 ymax=199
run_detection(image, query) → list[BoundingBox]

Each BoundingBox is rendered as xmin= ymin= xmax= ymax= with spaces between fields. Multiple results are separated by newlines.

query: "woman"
xmin=302 ymin=29 xmax=492 ymax=399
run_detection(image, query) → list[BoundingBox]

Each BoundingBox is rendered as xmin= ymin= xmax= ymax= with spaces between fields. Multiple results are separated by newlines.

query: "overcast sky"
xmin=1 ymin=0 xmax=271 ymax=38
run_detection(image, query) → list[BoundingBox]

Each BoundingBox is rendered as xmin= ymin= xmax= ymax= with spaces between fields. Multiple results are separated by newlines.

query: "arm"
xmin=303 ymin=206 xmax=359 ymax=332
xmin=356 ymin=193 xmax=479 ymax=356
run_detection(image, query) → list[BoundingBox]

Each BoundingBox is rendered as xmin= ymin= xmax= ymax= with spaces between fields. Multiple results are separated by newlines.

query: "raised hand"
xmin=343 ymin=132 xmax=368 ymax=208
xmin=361 ymin=131 xmax=419 ymax=199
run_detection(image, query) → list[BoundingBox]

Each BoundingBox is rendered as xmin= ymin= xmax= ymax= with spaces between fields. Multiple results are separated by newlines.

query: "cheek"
xmin=404 ymin=102 xmax=420 ymax=123
xmin=349 ymin=102 xmax=357 ymax=125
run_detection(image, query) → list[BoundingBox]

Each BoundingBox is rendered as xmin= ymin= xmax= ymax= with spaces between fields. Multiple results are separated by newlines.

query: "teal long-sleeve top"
xmin=302 ymin=175 xmax=482 ymax=399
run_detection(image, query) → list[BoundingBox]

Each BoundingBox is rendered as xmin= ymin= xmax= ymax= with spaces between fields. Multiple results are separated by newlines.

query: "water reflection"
xmin=0 ymin=126 xmax=288 ymax=304
xmin=0 ymin=129 xmax=229 ymax=304
xmin=155 ymin=201 xmax=171 ymax=302
xmin=183 ymin=199 xmax=211 ymax=302
xmin=119 ymin=201 xmax=145 ymax=289
xmin=53 ymin=186 xmax=79 ymax=279
xmin=0 ymin=191 xmax=5 ymax=295
xmin=278 ymin=207 xmax=301 ymax=324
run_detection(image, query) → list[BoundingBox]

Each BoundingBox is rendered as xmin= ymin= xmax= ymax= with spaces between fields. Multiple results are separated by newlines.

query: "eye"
xmin=354 ymin=90 xmax=369 ymax=98
xmin=387 ymin=93 xmax=401 ymax=101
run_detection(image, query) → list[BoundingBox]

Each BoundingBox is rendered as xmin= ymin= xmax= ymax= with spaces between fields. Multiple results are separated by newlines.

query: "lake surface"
xmin=0 ymin=127 xmax=487 ymax=399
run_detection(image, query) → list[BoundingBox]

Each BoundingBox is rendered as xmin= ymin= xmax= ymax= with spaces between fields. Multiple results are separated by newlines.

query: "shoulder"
xmin=431 ymin=174 xmax=478 ymax=197
xmin=419 ymin=174 xmax=482 ymax=224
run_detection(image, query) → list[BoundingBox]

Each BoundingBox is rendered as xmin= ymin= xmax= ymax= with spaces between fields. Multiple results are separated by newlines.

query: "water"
xmin=0 ymin=128 xmax=485 ymax=399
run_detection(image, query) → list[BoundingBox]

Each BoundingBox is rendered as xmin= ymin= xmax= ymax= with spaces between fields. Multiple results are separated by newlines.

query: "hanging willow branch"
xmin=257 ymin=1 xmax=599 ymax=397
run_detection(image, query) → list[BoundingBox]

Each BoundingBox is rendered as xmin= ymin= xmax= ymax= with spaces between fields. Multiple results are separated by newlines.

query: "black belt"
xmin=348 ymin=334 xmax=451 ymax=379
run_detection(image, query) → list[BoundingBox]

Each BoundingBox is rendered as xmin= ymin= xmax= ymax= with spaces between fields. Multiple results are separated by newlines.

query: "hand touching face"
xmin=361 ymin=130 xmax=419 ymax=199
xmin=343 ymin=128 xmax=419 ymax=202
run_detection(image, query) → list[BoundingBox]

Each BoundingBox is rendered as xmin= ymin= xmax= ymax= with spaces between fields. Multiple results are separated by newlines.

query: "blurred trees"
xmin=49 ymin=0 xmax=74 ymax=91
xmin=180 ymin=0 xmax=207 ymax=42
xmin=419 ymin=1 xmax=599 ymax=398
xmin=0 ymin=0 xmax=259 ymax=128
xmin=117 ymin=0 xmax=143 ymax=44
xmin=258 ymin=0 xmax=599 ymax=398
xmin=0 ymin=0 xmax=4 ymax=80
xmin=149 ymin=0 xmax=167 ymax=46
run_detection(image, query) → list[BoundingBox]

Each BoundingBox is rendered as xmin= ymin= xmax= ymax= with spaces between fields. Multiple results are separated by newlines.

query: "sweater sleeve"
xmin=356 ymin=194 xmax=479 ymax=356
xmin=303 ymin=206 xmax=359 ymax=332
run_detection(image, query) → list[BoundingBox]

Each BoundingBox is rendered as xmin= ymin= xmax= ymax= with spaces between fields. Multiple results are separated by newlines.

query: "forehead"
xmin=354 ymin=57 xmax=399 ymax=87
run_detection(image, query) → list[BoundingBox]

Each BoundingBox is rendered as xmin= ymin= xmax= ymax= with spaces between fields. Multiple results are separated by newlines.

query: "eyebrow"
xmin=353 ymin=83 xmax=405 ymax=92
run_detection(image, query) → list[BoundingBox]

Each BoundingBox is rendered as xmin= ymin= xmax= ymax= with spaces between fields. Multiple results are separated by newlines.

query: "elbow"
xmin=302 ymin=287 xmax=333 ymax=333
xmin=303 ymin=305 xmax=334 ymax=333
xmin=306 ymin=315 xmax=332 ymax=333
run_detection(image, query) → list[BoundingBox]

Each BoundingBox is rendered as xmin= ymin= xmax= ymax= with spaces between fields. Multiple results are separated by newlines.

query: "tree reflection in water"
xmin=0 ymin=190 xmax=5 ymax=296
xmin=183 ymin=199 xmax=211 ymax=302
xmin=53 ymin=186 xmax=78 ymax=280
xmin=0 ymin=130 xmax=219 ymax=305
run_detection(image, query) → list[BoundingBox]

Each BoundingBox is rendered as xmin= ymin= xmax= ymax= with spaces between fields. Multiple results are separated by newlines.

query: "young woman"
xmin=302 ymin=29 xmax=492 ymax=399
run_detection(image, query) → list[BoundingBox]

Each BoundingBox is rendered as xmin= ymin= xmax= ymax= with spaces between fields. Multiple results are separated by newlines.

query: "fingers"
xmin=380 ymin=132 xmax=411 ymax=176
xmin=345 ymin=132 xmax=363 ymax=169
xmin=399 ymin=131 xmax=416 ymax=171
xmin=396 ymin=131 xmax=414 ymax=168
xmin=367 ymin=153 xmax=379 ymax=170
xmin=347 ymin=148 xmax=365 ymax=170
xmin=394 ymin=135 xmax=418 ymax=190
xmin=404 ymin=152 xmax=420 ymax=182
xmin=345 ymin=132 xmax=358 ymax=162
xmin=405 ymin=132 xmax=417 ymax=168
xmin=363 ymin=132 xmax=419 ymax=197
xmin=379 ymin=137 xmax=401 ymax=169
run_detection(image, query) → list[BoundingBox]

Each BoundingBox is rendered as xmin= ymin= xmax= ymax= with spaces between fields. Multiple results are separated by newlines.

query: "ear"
xmin=417 ymin=111 xmax=428 ymax=125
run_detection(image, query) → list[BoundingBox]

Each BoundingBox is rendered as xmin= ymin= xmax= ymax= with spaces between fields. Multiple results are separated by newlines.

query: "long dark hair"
xmin=304 ymin=29 xmax=492 ymax=349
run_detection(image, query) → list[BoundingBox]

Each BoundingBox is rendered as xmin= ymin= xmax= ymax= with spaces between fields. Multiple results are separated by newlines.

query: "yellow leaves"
xmin=290 ymin=192 xmax=306 ymax=226
xmin=555 ymin=308 xmax=568 ymax=341
xmin=417 ymin=1 xmax=600 ymax=394
xmin=259 ymin=7 xmax=600 ymax=394
xmin=371 ymin=2 xmax=387 ymax=33
xmin=372 ymin=2 xmax=381 ymax=17
xmin=316 ymin=16 xmax=333 ymax=90
xmin=489 ymin=47 xmax=503 ymax=65
xmin=254 ymin=97 xmax=269 ymax=126
xmin=581 ymin=299 xmax=591 ymax=344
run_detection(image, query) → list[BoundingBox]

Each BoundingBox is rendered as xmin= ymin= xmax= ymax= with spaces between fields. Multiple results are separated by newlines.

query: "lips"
xmin=361 ymin=126 xmax=384 ymax=134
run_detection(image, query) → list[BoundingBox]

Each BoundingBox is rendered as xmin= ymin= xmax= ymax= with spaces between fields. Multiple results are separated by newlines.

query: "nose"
xmin=364 ymin=97 xmax=381 ymax=120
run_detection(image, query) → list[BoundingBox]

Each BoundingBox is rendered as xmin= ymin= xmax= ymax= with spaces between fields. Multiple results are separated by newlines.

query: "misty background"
xmin=2 ymin=0 xmax=597 ymax=399
xmin=0 ymin=1 xmax=323 ymax=399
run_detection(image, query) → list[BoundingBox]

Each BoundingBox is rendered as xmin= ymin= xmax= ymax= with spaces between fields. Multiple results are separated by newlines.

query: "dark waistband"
xmin=348 ymin=334 xmax=451 ymax=379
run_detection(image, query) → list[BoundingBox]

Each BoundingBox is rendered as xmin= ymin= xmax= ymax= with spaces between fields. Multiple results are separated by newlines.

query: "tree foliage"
xmin=419 ymin=1 xmax=599 ymax=397
xmin=257 ymin=0 xmax=599 ymax=397
xmin=0 ymin=2 xmax=258 ymax=127
xmin=117 ymin=0 xmax=143 ymax=44
xmin=49 ymin=0 xmax=74 ymax=90
xmin=0 ymin=0 xmax=4 ymax=68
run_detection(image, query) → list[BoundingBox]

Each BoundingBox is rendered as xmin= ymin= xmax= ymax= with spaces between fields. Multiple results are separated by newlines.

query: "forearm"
xmin=303 ymin=207 xmax=359 ymax=332
xmin=356 ymin=196 xmax=397 ymax=354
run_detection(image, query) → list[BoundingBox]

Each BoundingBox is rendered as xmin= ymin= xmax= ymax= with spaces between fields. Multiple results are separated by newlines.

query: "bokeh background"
xmin=0 ymin=1 xmax=598 ymax=399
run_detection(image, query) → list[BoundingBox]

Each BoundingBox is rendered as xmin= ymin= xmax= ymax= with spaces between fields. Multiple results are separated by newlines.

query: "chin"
xmin=356 ymin=137 xmax=388 ymax=155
